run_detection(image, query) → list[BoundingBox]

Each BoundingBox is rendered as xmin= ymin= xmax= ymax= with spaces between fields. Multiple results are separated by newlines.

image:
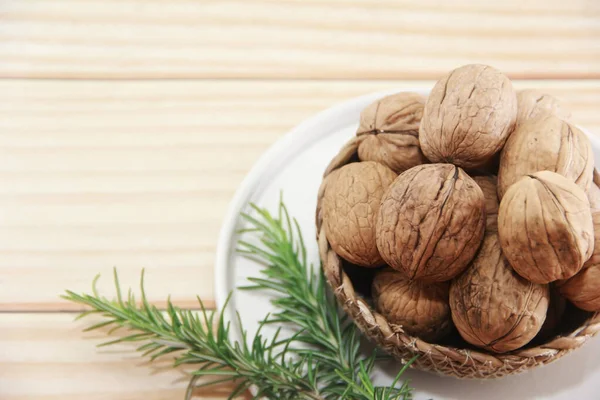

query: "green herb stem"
xmin=63 ymin=198 xmax=415 ymax=400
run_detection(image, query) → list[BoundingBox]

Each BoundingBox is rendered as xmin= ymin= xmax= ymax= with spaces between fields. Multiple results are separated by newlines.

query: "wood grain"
xmin=3 ymin=3 xmax=599 ymax=399
xmin=0 ymin=0 xmax=598 ymax=79
xmin=1 ymin=79 xmax=600 ymax=312
xmin=0 ymin=313 xmax=242 ymax=400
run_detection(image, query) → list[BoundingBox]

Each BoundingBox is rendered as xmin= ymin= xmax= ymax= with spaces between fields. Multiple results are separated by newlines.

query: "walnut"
xmin=516 ymin=89 xmax=571 ymax=127
xmin=376 ymin=164 xmax=485 ymax=282
xmin=372 ymin=268 xmax=452 ymax=341
xmin=557 ymin=263 xmax=600 ymax=311
xmin=450 ymin=233 xmax=549 ymax=353
xmin=498 ymin=171 xmax=594 ymax=284
xmin=588 ymin=169 xmax=600 ymax=211
xmin=323 ymin=161 xmax=397 ymax=267
xmin=316 ymin=168 xmax=340 ymax=233
xmin=419 ymin=64 xmax=517 ymax=169
xmin=589 ymin=185 xmax=600 ymax=211
xmin=498 ymin=114 xmax=594 ymax=199
xmin=473 ymin=175 xmax=499 ymax=231
xmin=583 ymin=211 xmax=600 ymax=270
xmin=357 ymin=92 xmax=428 ymax=173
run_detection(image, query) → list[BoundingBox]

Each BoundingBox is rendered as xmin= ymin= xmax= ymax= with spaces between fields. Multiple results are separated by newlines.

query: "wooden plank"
xmin=0 ymin=79 xmax=599 ymax=312
xmin=0 ymin=313 xmax=242 ymax=400
xmin=0 ymin=0 xmax=599 ymax=79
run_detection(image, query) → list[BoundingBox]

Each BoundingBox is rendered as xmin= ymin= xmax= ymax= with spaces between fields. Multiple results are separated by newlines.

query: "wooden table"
xmin=0 ymin=1 xmax=599 ymax=398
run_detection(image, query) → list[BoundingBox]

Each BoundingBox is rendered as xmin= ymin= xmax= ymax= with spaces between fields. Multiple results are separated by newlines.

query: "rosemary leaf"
xmin=63 ymin=198 xmax=416 ymax=400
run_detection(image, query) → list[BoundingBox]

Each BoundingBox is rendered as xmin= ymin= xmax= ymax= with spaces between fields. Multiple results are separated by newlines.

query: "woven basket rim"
xmin=316 ymin=135 xmax=600 ymax=379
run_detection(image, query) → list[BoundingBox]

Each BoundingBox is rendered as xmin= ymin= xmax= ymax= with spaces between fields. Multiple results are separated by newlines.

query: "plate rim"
xmin=213 ymin=87 xmax=429 ymax=313
xmin=212 ymin=85 xmax=600 ymax=354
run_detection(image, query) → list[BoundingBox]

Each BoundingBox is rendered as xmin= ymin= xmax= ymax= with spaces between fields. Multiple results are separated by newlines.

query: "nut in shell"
xmin=373 ymin=268 xmax=452 ymax=342
xmin=323 ymin=161 xmax=397 ymax=267
xmin=588 ymin=169 xmax=600 ymax=211
xmin=376 ymin=164 xmax=485 ymax=282
xmin=498 ymin=114 xmax=594 ymax=199
xmin=498 ymin=171 xmax=594 ymax=284
xmin=558 ymin=263 xmax=600 ymax=311
xmin=583 ymin=211 xmax=600 ymax=270
xmin=516 ymin=89 xmax=571 ymax=127
xmin=357 ymin=92 xmax=428 ymax=173
xmin=419 ymin=64 xmax=517 ymax=169
xmin=473 ymin=175 xmax=499 ymax=231
xmin=589 ymin=185 xmax=600 ymax=212
xmin=450 ymin=233 xmax=549 ymax=353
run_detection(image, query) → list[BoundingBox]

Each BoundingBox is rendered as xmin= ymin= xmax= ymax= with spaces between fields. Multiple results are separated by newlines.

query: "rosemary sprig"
xmin=238 ymin=200 xmax=414 ymax=399
xmin=63 ymin=199 xmax=415 ymax=399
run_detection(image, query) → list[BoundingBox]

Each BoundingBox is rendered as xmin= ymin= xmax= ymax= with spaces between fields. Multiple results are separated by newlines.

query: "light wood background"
xmin=0 ymin=1 xmax=598 ymax=399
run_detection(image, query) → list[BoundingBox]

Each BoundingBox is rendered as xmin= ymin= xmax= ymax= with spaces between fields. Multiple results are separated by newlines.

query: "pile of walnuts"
xmin=321 ymin=64 xmax=600 ymax=354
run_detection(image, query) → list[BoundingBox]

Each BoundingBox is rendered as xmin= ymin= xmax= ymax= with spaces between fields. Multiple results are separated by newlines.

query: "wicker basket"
xmin=316 ymin=136 xmax=600 ymax=379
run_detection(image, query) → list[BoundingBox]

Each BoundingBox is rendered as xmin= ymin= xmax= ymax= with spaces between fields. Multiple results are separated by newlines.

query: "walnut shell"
xmin=373 ymin=268 xmax=452 ymax=341
xmin=323 ymin=161 xmax=397 ymax=267
xmin=450 ymin=233 xmax=549 ymax=353
xmin=583 ymin=211 xmax=600 ymax=270
xmin=498 ymin=114 xmax=594 ymax=199
xmin=419 ymin=64 xmax=517 ymax=169
xmin=589 ymin=185 xmax=600 ymax=212
xmin=357 ymin=92 xmax=428 ymax=173
xmin=558 ymin=263 xmax=600 ymax=311
xmin=516 ymin=89 xmax=571 ymax=127
xmin=316 ymin=168 xmax=340 ymax=233
xmin=498 ymin=171 xmax=594 ymax=284
xmin=376 ymin=164 xmax=485 ymax=282
xmin=588 ymin=169 xmax=600 ymax=211
xmin=473 ymin=175 xmax=499 ymax=231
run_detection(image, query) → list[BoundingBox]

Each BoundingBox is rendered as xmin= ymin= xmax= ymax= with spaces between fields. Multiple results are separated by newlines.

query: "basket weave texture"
xmin=316 ymin=136 xmax=600 ymax=379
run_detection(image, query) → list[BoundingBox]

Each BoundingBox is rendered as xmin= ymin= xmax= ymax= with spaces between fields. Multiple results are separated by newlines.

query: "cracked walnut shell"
xmin=498 ymin=114 xmax=594 ymax=199
xmin=322 ymin=161 xmax=396 ymax=267
xmin=516 ymin=89 xmax=571 ymax=128
xmin=419 ymin=64 xmax=517 ymax=169
xmin=372 ymin=268 xmax=452 ymax=342
xmin=376 ymin=164 xmax=485 ymax=282
xmin=357 ymin=92 xmax=428 ymax=173
xmin=498 ymin=171 xmax=594 ymax=284
xmin=450 ymin=233 xmax=549 ymax=353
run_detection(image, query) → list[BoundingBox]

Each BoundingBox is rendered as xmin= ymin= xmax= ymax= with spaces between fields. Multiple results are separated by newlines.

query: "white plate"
xmin=214 ymin=88 xmax=600 ymax=400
